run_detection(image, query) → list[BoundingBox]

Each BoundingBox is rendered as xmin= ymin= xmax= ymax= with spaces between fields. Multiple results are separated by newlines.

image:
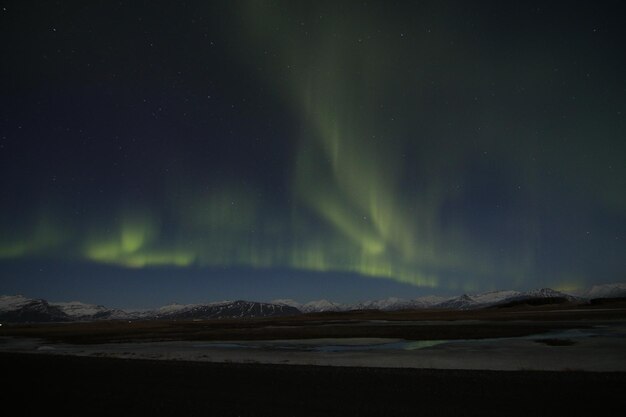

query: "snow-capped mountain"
xmin=0 ymin=295 xmax=132 ymax=322
xmin=1 ymin=282 xmax=623 ymax=322
xmin=153 ymin=303 xmax=198 ymax=316
xmin=0 ymin=295 xmax=34 ymax=312
xmin=523 ymin=288 xmax=578 ymax=300
xmin=153 ymin=300 xmax=301 ymax=320
xmin=352 ymin=297 xmax=411 ymax=311
xmin=273 ymin=299 xmax=346 ymax=313
xmin=0 ymin=296 xmax=302 ymax=323
xmin=352 ymin=296 xmax=449 ymax=311
xmin=0 ymin=295 xmax=70 ymax=322
xmin=300 ymin=300 xmax=346 ymax=313
xmin=435 ymin=294 xmax=477 ymax=310
xmin=436 ymin=290 xmax=522 ymax=309
xmin=412 ymin=295 xmax=449 ymax=308
xmin=275 ymin=296 xmax=449 ymax=313
xmin=51 ymin=301 xmax=108 ymax=317
xmin=51 ymin=301 xmax=130 ymax=320
xmin=583 ymin=283 xmax=626 ymax=299
xmin=435 ymin=288 xmax=581 ymax=310
xmin=351 ymin=297 xmax=415 ymax=311
xmin=301 ymin=300 xmax=346 ymax=313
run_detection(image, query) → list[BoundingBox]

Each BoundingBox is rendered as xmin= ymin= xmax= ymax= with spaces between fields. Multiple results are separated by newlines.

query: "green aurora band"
xmin=2 ymin=2 xmax=624 ymax=293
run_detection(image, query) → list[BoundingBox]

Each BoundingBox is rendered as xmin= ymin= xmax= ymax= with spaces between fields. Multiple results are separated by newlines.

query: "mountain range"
xmin=1 ymin=282 xmax=624 ymax=323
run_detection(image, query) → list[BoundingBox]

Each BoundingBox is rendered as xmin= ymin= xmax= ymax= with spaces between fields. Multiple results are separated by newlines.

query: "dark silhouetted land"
xmin=2 ymin=352 xmax=625 ymax=417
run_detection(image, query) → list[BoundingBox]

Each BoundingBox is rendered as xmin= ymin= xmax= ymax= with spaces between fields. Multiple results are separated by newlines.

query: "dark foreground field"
xmin=3 ymin=352 xmax=625 ymax=417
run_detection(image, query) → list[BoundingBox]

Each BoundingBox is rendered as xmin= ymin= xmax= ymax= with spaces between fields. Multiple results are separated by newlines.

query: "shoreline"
xmin=3 ymin=320 xmax=626 ymax=372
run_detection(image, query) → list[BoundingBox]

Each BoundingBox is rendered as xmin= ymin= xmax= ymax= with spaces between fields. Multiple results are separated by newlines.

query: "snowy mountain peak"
xmin=301 ymin=300 xmax=345 ymax=313
xmin=352 ymin=297 xmax=411 ymax=311
xmin=0 ymin=295 xmax=35 ymax=312
xmin=51 ymin=301 xmax=109 ymax=318
xmin=524 ymin=288 xmax=566 ymax=298
xmin=272 ymin=299 xmax=345 ymax=312
xmin=351 ymin=296 xmax=447 ymax=311
xmin=154 ymin=300 xmax=301 ymax=320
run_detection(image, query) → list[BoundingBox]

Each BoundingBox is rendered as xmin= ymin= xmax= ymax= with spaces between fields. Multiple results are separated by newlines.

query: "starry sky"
xmin=1 ymin=1 xmax=624 ymax=308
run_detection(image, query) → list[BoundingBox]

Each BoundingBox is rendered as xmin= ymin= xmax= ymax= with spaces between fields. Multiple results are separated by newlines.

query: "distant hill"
xmin=584 ymin=283 xmax=626 ymax=299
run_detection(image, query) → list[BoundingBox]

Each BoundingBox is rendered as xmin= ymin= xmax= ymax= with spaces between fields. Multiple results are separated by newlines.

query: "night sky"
xmin=1 ymin=1 xmax=624 ymax=308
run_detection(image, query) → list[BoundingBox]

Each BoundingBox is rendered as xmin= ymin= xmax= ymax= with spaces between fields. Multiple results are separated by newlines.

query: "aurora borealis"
xmin=1 ymin=1 xmax=624 ymax=307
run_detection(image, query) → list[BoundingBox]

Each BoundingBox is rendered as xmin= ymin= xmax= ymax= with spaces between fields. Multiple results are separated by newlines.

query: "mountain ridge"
xmin=1 ymin=283 xmax=623 ymax=323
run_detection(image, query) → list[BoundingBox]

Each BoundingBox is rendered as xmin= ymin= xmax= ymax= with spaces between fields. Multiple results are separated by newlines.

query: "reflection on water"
xmin=314 ymin=340 xmax=447 ymax=352
xmin=193 ymin=339 xmax=449 ymax=352
xmin=189 ymin=325 xmax=626 ymax=353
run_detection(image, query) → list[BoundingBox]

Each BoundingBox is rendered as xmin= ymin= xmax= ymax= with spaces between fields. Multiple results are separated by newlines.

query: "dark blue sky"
xmin=1 ymin=1 xmax=624 ymax=307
